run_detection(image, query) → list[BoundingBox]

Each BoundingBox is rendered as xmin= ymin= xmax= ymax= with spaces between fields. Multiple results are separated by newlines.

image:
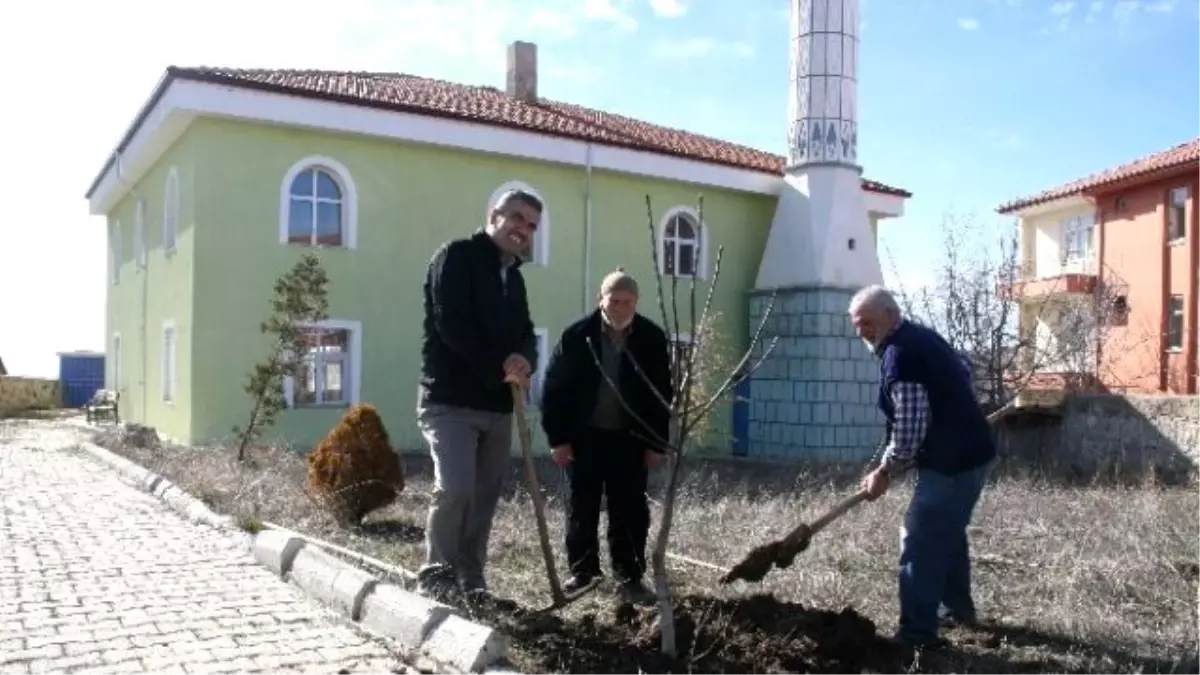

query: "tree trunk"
xmin=653 ymin=414 xmax=682 ymax=657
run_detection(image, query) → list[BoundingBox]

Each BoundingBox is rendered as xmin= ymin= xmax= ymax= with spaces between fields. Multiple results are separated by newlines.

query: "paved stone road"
xmin=0 ymin=422 xmax=403 ymax=674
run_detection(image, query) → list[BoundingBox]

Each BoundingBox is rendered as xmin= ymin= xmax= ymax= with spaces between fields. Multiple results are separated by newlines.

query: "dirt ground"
xmin=79 ymin=422 xmax=1199 ymax=674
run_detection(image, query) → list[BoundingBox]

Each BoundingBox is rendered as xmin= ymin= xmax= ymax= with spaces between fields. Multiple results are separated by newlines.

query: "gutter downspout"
xmin=582 ymin=143 xmax=594 ymax=314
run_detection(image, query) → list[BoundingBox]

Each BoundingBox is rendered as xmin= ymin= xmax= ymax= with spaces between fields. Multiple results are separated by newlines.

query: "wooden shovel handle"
xmin=511 ymin=382 xmax=565 ymax=603
xmin=781 ymin=489 xmax=870 ymax=546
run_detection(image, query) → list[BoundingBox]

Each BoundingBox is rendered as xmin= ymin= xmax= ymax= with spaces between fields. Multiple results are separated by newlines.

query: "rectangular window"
xmin=1168 ymin=187 xmax=1188 ymax=242
xmin=163 ymin=169 xmax=180 ymax=254
xmin=134 ymin=200 xmax=147 ymax=269
xmin=670 ymin=332 xmax=696 ymax=380
xmin=111 ymin=221 xmax=122 ymax=284
xmin=1062 ymin=214 xmax=1094 ymax=263
xmin=111 ymin=334 xmax=122 ymax=390
xmin=526 ymin=328 xmax=549 ymax=407
xmin=161 ymin=322 xmax=177 ymax=403
xmin=1167 ymin=295 xmax=1185 ymax=350
xmin=283 ymin=320 xmax=362 ymax=409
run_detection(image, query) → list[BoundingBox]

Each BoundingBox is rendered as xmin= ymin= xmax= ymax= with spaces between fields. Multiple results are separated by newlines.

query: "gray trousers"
xmin=416 ymin=403 xmax=512 ymax=590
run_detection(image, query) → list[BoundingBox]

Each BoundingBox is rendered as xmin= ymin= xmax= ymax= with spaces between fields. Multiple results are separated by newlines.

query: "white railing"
xmin=1018 ymin=254 xmax=1097 ymax=281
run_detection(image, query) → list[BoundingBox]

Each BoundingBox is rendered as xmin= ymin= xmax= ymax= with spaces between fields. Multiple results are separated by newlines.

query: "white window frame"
xmin=282 ymin=319 xmax=363 ymax=409
xmin=133 ymin=199 xmax=147 ymax=269
xmin=111 ymin=220 xmax=122 ymax=285
xmin=1168 ymin=186 xmax=1188 ymax=243
xmin=1061 ymin=214 xmax=1094 ymax=265
xmin=657 ymin=206 xmax=708 ymax=279
xmin=111 ymin=333 xmax=122 ymax=391
xmin=526 ymin=328 xmax=550 ymax=407
xmin=487 ymin=180 xmax=550 ymax=267
xmin=1167 ymin=295 xmax=1185 ymax=351
xmin=163 ymin=167 xmax=180 ymax=255
xmin=670 ymin=331 xmax=696 ymax=364
xmin=161 ymin=320 xmax=177 ymax=404
xmin=278 ymin=156 xmax=359 ymax=249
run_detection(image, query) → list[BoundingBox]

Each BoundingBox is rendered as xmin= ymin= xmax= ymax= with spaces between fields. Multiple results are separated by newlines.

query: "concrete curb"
xmin=78 ymin=440 xmax=511 ymax=673
xmin=254 ymin=528 xmax=509 ymax=673
xmin=77 ymin=441 xmax=235 ymax=530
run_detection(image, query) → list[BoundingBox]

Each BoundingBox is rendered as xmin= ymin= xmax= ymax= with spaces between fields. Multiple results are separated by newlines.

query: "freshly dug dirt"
xmin=306 ymin=403 xmax=405 ymax=524
xmin=471 ymin=592 xmax=902 ymax=674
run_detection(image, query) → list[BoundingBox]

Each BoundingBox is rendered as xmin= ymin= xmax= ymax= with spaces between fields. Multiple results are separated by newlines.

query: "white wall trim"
xmin=278 ymin=155 xmax=359 ymax=249
xmin=282 ymin=318 xmax=363 ymax=409
xmin=163 ymin=166 xmax=180 ymax=255
xmin=87 ymin=78 xmax=911 ymax=217
xmin=530 ymin=327 xmax=550 ymax=407
xmin=1003 ymin=194 xmax=1095 ymax=219
xmin=656 ymin=206 xmax=709 ymax=280
xmin=863 ymin=189 xmax=906 ymax=218
xmin=160 ymin=319 xmax=177 ymax=404
xmin=486 ymin=180 xmax=550 ymax=266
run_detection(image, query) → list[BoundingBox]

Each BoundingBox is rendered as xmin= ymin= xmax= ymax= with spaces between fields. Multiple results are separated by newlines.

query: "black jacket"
xmin=419 ymin=231 xmax=537 ymax=414
xmin=539 ymin=311 xmax=674 ymax=452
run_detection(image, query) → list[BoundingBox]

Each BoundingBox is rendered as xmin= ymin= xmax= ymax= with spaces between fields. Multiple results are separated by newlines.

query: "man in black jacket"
xmin=539 ymin=269 xmax=673 ymax=605
xmin=416 ymin=188 xmax=540 ymax=598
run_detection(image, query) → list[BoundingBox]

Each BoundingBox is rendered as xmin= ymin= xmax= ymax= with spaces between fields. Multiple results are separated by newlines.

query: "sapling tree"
xmin=585 ymin=195 xmax=778 ymax=657
xmin=233 ymin=253 xmax=331 ymax=461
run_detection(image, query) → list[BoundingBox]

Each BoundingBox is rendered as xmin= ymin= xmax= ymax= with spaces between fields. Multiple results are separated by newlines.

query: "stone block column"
xmin=746 ymin=286 xmax=885 ymax=462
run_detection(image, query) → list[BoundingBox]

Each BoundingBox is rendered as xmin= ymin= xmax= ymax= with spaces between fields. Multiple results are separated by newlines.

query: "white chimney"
xmin=754 ymin=0 xmax=881 ymax=291
xmin=506 ymin=41 xmax=538 ymax=103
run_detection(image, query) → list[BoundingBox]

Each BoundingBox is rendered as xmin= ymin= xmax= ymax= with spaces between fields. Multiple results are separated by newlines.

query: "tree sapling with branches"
xmin=584 ymin=195 xmax=778 ymax=657
xmin=233 ymin=253 xmax=331 ymax=461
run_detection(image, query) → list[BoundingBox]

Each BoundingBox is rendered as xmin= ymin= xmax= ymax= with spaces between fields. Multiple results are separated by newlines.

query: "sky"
xmin=0 ymin=0 xmax=1196 ymax=378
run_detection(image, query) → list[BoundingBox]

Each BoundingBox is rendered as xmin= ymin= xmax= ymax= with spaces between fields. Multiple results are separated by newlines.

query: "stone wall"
xmin=998 ymin=394 xmax=1199 ymax=478
xmin=746 ymin=286 xmax=884 ymax=462
xmin=0 ymin=377 xmax=61 ymax=412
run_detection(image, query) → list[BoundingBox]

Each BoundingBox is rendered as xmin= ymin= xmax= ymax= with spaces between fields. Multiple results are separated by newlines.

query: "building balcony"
xmin=1001 ymin=257 xmax=1098 ymax=301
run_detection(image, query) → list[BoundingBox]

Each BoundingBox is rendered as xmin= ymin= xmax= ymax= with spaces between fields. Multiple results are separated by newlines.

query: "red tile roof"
xmin=997 ymin=138 xmax=1200 ymax=214
xmin=164 ymin=66 xmax=910 ymax=198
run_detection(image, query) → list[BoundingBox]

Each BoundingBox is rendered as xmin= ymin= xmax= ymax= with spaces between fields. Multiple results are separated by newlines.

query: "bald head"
xmin=848 ymin=285 xmax=902 ymax=350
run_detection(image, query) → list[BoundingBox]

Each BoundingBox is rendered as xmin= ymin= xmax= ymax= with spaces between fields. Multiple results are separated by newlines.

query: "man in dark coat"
xmin=416 ymin=188 xmax=540 ymax=598
xmin=850 ymin=284 xmax=997 ymax=652
xmin=539 ymin=269 xmax=673 ymax=604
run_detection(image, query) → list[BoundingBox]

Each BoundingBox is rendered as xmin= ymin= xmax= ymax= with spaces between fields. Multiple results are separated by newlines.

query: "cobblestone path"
xmin=0 ymin=422 xmax=403 ymax=674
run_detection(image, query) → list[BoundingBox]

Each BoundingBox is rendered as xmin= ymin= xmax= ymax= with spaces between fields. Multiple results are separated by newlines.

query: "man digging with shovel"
xmin=540 ymin=269 xmax=673 ymax=606
xmin=850 ymin=285 xmax=997 ymax=654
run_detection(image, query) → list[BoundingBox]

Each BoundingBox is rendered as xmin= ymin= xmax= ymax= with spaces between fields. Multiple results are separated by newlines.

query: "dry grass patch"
xmin=95 ymin=432 xmax=1198 ymax=674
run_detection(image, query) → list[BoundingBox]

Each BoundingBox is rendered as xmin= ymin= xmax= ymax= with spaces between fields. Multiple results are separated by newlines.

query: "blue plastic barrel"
xmin=58 ymin=352 xmax=106 ymax=408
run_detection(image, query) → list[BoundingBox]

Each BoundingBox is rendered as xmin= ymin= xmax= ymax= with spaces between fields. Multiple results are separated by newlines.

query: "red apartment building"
xmin=997 ymin=138 xmax=1199 ymax=396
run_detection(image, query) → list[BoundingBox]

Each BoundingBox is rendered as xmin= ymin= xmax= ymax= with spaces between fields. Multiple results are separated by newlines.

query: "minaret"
xmin=743 ymin=0 xmax=885 ymax=463
xmin=755 ymin=0 xmax=881 ymax=289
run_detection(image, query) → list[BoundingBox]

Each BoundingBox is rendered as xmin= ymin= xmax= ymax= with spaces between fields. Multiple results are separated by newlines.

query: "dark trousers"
xmin=898 ymin=460 xmax=994 ymax=645
xmin=564 ymin=427 xmax=649 ymax=583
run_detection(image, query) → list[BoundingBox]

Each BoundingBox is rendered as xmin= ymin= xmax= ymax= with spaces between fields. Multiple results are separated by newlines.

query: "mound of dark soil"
xmin=475 ymin=593 xmax=903 ymax=674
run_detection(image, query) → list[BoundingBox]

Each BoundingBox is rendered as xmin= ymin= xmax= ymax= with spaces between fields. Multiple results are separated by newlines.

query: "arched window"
xmin=486 ymin=180 xmax=549 ymax=266
xmin=279 ymin=156 xmax=358 ymax=249
xmin=659 ymin=207 xmax=706 ymax=278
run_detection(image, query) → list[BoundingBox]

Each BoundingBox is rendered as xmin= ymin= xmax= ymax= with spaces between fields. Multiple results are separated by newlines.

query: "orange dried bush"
xmin=306 ymin=403 xmax=405 ymax=524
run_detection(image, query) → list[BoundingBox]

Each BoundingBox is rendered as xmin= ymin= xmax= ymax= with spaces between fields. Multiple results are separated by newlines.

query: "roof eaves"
xmin=84 ymin=69 xmax=180 ymax=200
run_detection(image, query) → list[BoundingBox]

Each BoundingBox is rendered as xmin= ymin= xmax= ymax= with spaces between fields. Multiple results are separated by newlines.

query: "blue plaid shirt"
xmin=881 ymin=380 xmax=931 ymax=476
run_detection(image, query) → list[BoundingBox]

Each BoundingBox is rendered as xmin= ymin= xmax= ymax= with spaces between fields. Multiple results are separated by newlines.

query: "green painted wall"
xmin=104 ymin=134 xmax=199 ymax=442
xmin=178 ymin=117 xmax=773 ymax=454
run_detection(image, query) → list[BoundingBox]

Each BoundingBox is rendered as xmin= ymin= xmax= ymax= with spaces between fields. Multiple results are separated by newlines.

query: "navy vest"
xmin=876 ymin=321 xmax=997 ymax=475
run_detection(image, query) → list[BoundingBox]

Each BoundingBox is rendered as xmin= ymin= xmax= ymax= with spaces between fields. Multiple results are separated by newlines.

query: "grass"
xmin=90 ymin=426 xmax=1198 ymax=674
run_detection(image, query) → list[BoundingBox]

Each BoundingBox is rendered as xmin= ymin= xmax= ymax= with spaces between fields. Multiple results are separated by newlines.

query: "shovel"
xmin=720 ymin=404 xmax=1015 ymax=586
xmin=509 ymin=380 xmax=602 ymax=613
xmin=719 ymin=488 xmax=869 ymax=585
